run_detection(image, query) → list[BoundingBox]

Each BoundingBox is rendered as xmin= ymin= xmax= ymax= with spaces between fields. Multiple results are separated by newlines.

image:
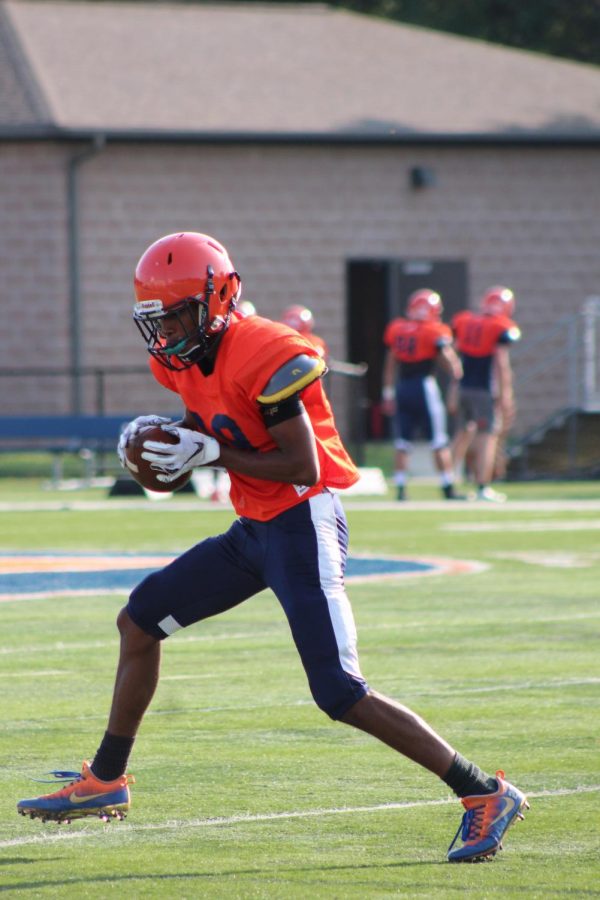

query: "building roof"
xmin=1 ymin=0 xmax=599 ymax=140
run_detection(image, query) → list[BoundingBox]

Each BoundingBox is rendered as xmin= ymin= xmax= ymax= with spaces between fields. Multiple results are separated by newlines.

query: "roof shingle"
xmin=2 ymin=0 xmax=599 ymax=137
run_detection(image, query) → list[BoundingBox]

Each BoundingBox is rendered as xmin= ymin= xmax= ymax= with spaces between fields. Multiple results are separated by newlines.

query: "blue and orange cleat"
xmin=447 ymin=770 xmax=529 ymax=862
xmin=17 ymin=761 xmax=134 ymax=824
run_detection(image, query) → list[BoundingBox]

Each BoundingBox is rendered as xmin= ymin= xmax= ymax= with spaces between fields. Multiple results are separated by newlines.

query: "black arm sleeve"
xmin=259 ymin=394 xmax=304 ymax=427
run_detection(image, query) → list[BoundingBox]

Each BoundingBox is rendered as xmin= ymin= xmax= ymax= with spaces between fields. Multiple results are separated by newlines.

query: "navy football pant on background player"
xmin=127 ymin=490 xmax=368 ymax=720
xmin=394 ymin=375 xmax=448 ymax=449
xmin=390 ymin=375 xmax=461 ymax=501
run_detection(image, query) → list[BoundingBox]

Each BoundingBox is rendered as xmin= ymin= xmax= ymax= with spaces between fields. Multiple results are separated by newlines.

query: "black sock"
xmin=90 ymin=731 xmax=135 ymax=782
xmin=442 ymin=752 xmax=498 ymax=798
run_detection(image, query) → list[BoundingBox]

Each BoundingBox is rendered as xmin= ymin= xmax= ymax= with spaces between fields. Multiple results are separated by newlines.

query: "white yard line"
xmin=3 ymin=499 xmax=600 ymax=514
xmin=444 ymin=518 xmax=600 ymax=532
xmin=0 ymin=670 xmax=68 ymax=678
xmin=2 ymin=784 xmax=598 ymax=850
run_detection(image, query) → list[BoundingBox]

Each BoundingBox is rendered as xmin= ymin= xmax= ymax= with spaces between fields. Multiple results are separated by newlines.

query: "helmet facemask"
xmin=134 ymin=265 xmax=234 ymax=370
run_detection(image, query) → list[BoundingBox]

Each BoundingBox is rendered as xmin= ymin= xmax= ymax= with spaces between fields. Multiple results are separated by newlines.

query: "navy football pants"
xmin=127 ymin=490 xmax=368 ymax=719
xmin=394 ymin=374 xmax=449 ymax=451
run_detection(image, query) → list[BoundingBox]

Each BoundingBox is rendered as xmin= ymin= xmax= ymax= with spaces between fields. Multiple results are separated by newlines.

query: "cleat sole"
xmin=17 ymin=803 xmax=129 ymax=824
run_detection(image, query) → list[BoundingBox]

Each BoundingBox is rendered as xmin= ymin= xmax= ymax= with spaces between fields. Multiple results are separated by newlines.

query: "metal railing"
xmin=0 ymin=360 xmax=370 ymax=465
xmin=0 ymin=366 xmax=150 ymax=417
xmin=506 ymin=298 xmax=600 ymax=476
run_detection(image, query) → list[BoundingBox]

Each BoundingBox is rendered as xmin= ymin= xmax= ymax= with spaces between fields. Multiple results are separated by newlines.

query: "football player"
xmin=282 ymin=304 xmax=329 ymax=361
xmin=382 ymin=289 xmax=464 ymax=501
xmin=451 ymin=286 xmax=521 ymax=501
xmin=17 ymin=234 xmax=528 ymax=862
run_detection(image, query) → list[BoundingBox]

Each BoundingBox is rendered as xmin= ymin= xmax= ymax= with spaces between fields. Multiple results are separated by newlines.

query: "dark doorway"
xmin=346 ymin=258 xmax=468 ymax=440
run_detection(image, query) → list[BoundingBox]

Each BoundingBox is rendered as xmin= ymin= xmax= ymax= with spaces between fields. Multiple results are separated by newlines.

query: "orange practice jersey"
xmin=452 ymin=311 xmax=520 ymax=358
xmin=149 ymin=314 xmax=358 ymax=521
xmin=452 ymin=310 xmax=521 ymax=390
xmin=383 ymin=319 xmax=451 ymax=376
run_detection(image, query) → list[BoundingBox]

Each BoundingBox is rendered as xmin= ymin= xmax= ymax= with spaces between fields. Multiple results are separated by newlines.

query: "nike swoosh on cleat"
xmin=489 ymin=795 xmax=516 ymax=826
xmin=69 ymin=792 xmax=112 ymax=805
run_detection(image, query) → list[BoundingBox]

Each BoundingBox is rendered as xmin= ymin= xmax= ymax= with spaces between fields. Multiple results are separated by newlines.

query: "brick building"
xmin=1 ymin=0 xmax=600 ymax=446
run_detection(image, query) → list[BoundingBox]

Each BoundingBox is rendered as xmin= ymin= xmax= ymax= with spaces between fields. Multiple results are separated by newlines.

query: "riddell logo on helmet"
xmin=134 ymin=300 xmax=164 ymax=316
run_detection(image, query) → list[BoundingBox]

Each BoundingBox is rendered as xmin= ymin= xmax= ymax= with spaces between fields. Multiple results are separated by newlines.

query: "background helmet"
xmin=237 ymin=299 xmax=257 ymax=317
xmin=282 ymin=304 xmax=314 ymax=334
xmin=406 ymin=289 xmax=443 ymax=322
xmin=133 ymin=232 xmax=241 ymax=369
xmin=481 ymin=285 xmax=515 ymax=318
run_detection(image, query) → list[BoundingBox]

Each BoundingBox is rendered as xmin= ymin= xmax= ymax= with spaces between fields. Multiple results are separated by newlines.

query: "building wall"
xmin=0 ymin=143 xmax=71 ymax=412
xmin=2 ymin=139 xmax=599 ymax=438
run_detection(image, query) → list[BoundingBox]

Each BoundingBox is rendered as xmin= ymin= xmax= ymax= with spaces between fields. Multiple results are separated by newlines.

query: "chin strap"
xmin=163 ymin=337 xmax=190 ymax=357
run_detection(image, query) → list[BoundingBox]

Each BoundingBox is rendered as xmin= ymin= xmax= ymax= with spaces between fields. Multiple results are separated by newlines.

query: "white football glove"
xmin=117 ymin=415 xmax=172 ymax=469
xmin=141 ymin=425 xmax=221 ymax=483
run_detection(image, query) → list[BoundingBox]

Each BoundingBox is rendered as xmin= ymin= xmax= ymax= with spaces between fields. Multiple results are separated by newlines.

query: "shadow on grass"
xmin=0 ymin=858 xmax=42 ymax=866
xmin=0 ymin=858 xmax=450 ymax=892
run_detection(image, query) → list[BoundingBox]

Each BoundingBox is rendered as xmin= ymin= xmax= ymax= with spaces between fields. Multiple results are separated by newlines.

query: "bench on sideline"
xmin=0 ymin=415 xmax=136 ymax=483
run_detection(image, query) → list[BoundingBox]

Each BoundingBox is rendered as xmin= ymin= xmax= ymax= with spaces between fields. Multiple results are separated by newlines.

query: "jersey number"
xmin=394 ymin=335 xmax=417 ymax=357
xmin=463 ymin=322 xmax=483 ymax=347
xmin=188 ymin=411 xmax=256 ymax=451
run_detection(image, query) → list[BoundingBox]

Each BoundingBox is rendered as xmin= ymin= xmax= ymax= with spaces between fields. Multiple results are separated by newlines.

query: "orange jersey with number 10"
xmin=149 ymin=315 xmax=358 ymax=521
xmin=452 ymin=311 xmax=520 ymax=357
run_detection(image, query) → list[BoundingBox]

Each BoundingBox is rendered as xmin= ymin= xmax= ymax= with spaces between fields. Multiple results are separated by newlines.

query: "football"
xmin=122 ymin=424 xmax=192 ymax=493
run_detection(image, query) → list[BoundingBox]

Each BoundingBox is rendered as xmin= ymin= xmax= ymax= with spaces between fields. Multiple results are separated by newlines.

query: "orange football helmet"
xmin=406 ymin=289 xmax=443 ymax=322
xmin=481 ymin=285 xmax=515 ymax=318
xmin=282 ymin=304 xmax=314 ymax=334
xmin=133 ymin=232 xmax=241 ymax=369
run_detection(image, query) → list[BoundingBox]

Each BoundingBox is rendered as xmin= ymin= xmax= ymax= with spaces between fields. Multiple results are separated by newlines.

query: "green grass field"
xmin=1 ymin=479 xmax=599 ymax=897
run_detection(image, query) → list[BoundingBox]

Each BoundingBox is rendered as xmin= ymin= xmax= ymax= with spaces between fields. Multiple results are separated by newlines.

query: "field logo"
xmin=0 ymin=553 xmax=486 ymax=601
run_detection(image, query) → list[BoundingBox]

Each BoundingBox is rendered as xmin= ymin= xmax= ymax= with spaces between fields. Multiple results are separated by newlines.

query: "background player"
xmin=451 ymin=286 xmax=521 ymax=502
xmin=381 ymin=289 xmax=464 ymax=501
xmin=237 ymin=299 xmax=257 ymax=317
xmin=18 ymin=233 xmax=527 ymax=863
xmin=281 ymin=304 xmax=329 ymax=361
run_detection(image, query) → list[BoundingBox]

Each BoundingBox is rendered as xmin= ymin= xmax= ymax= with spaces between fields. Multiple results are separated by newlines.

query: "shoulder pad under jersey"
xmin=257 ymin=354 xmax=326 ymax=404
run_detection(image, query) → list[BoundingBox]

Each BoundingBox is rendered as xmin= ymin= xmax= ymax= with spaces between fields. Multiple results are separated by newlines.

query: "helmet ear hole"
xmin=220 ymin=284 xmax=228 ymax=300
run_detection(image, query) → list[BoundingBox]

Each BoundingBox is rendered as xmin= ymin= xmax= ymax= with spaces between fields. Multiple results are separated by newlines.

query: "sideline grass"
xmin=0 ymin=482 xmax=599 ymax=897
